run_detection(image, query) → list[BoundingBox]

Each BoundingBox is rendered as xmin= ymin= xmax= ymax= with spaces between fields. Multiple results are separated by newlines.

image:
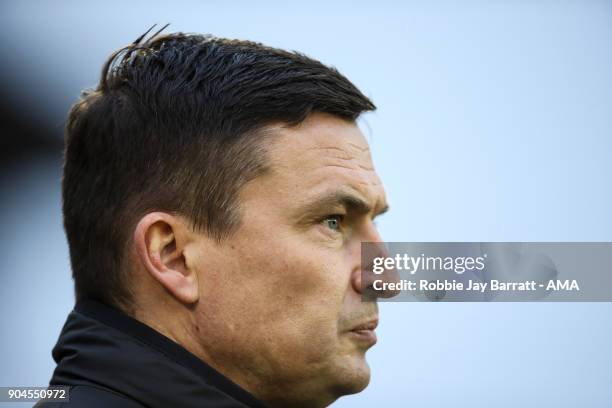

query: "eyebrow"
xmin=297 ymin=190 xmax=389 ymax=220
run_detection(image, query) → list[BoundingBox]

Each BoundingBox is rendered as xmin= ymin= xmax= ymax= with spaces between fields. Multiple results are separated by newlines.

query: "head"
xmin=63 ymin=30 xmax=391 ymax=407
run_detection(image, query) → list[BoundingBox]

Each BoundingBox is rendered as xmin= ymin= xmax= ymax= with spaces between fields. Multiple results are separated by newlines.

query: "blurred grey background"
xmin=1 ymin=1 xmax=611 ymax=407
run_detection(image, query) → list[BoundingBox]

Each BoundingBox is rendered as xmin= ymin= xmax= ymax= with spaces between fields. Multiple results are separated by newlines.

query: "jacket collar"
xmin=51 ymin=299 xmax=269 ymax=408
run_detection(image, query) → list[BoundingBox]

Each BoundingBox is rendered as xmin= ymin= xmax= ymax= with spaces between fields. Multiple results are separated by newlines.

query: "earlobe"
xmin=134 ymin=212 xmax=199 ymax=305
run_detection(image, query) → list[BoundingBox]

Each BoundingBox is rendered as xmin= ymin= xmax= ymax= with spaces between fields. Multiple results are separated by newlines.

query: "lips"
xmin=352 ymin=319 xmax=378 ymax=332
xmin=349 ymin=318 xmax=378 ymax=345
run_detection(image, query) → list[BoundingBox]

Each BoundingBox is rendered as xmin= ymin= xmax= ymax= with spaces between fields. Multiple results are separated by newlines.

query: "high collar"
xmin=50 ymin=299 xmax=269 ymax=408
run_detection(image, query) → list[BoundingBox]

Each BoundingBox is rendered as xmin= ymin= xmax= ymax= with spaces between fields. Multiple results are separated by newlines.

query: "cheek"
xmin=261 ymin=251 xmax=347 ymax=361
xmin=195 ymin=234 xmax=350 ymax=369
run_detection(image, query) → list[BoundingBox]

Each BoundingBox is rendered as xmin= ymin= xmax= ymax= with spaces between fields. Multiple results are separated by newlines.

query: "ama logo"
xmin=546 ymin=280 xmax=580 ymax=291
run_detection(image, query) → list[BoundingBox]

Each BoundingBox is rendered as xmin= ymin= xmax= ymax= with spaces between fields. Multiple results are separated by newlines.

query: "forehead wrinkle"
xmin=319 ymin=158 xmax=374 ymax=171
xmin=286 ymin=142 xmax=380 ymax=184
xmin=306 ymin=145 xmax=352 ymax=156
xmin=319 ymin=162 xmax=357 ymax=172
xmin=346 ymin=141 xmax=370 ymax=153
xmin=309 ymin=146 xmax=374 ymax=170
xmin=305 ymin=143 xmax=371 ymax=160
xmin=314 ymin=152 xmax=374 ymax=171
xmin=312 ymin=165 xmax=387 ymax=214
xmin=262 ymin=119 xmax=385 ymax=209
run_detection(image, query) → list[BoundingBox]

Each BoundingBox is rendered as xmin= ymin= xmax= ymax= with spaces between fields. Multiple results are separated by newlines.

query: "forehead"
xmin=262 ymin=113 xmax=387 ymax=212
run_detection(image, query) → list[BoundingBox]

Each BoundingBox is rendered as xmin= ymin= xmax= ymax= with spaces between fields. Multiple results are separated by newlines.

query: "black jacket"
xmin=36 ymin=300 xmax=270 ymax=408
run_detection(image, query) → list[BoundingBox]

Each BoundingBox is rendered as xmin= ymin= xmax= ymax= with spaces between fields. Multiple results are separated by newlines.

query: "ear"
xmin=133 ymin=212 xmax=199 ymax=304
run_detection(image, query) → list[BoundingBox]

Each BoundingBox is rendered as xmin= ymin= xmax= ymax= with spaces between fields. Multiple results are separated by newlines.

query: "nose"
xmin=351 ymin=224 xmax=401 ymax=300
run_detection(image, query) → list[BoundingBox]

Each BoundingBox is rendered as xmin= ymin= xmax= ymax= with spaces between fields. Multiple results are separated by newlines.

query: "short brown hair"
xmin=62 ymin=30 xmax=376 ymax=311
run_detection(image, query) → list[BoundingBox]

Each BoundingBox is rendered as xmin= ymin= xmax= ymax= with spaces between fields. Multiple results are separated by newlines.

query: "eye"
xmin=323 ymin=215 xmax=344 ymax=231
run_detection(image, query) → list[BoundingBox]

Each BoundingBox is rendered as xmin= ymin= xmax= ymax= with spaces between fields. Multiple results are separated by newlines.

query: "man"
xmin=39 ymin=28 xmax=394 ymax=408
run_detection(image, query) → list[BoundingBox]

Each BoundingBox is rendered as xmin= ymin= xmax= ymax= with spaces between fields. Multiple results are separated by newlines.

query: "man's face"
xmin=189 ymin=112 xmax=388 ymax=407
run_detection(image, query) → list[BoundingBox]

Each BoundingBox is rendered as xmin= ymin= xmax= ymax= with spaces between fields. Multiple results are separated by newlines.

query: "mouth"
xmin=348 ymin=318 xmax=378 ymax=346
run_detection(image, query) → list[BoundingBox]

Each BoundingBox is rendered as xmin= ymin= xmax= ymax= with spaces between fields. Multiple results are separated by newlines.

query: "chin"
xmin=333 ymin=355 xmax=372 ymax=396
